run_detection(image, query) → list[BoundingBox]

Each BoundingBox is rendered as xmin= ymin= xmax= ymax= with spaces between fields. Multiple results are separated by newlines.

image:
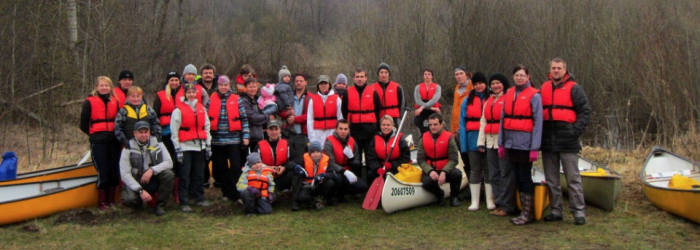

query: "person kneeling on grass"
xmin=236 ymin=153 xmax=275 ymax=216
xmin=290 ymin=141 xmax=337 ymax=211
xmin=119 ymin=121 xmax=175 ymax=216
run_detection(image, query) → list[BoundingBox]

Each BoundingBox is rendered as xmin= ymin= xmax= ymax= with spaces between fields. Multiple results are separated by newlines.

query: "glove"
xmin=344 ymin=171 xmax=358 ymax=183
xmin=498 ymin=146 xmax=505 ymax=159
xmin=314 ymin=174 xmax=326 ymax=184
xmin=267 ymin=195 xmax=274 ymax=203
xmin=377 ymin=168 xmax=386 ymax=176
xmin=247 ymin=186 xmax=261 ymax=197
xmin=176 ymin=148 xmax=184 ymax=164
xmin=205 ymin=146 xmax=212 ymax=160
xmin=343 ymin=146 xmax=354 ymax=158
xmin=383 ymin=162 xmax=392 ymax=170
xmin=529 ymin=150 xmax=539 ymax=162
xmin=293 ymin=165 xmax=308 ymax=178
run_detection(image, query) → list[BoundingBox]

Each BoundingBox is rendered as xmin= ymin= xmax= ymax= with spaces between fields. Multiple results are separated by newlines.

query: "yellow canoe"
xmin=0 ymin=175 xmax=98 ymax=225
xmin=517 ymin=167 xmax=550 ymax=220
xmin=642 ymin=147 xmax=700 ymax=224
xmin=0 ymin=163 xmax=97 ymax=186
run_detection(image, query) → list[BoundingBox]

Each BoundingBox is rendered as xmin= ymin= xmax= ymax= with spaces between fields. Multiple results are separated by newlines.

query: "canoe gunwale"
xmin=0 ymin=163 xmax=95 ymax=182
xmin=641 ymin=146 xmax=700 ymax=193
xmin=0 ymin=175 xmax=97 ymax=205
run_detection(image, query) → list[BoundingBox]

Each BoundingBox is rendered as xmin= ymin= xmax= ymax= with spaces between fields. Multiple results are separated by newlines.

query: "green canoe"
xmin=560 ymin=156 xmax=622 ymax=211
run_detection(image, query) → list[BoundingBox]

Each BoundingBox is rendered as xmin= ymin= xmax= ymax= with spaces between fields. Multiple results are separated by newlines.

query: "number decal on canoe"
xmin=390 ymin=187 xmax=415 ymax=196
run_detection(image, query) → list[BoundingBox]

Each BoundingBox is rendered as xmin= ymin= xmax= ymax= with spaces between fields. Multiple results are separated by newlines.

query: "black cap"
xmin=167 ymin=71 xmax=180 ymax=81
xmin=119 ymin=70 xmax=134 ymax=81
xmin=472 ymin=72 xmax=488 ymax=84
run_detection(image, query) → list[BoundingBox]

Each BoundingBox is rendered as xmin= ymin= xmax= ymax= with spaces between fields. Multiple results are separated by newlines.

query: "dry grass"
xmin=0 ymin=123 xmax=88 ymax=173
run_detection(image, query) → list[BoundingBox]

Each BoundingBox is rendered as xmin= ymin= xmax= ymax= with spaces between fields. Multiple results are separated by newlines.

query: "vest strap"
xmin=543 ymin=104 xmax=575 ymax=110
xmin=504 ymin=114 xmax=533 ymax=120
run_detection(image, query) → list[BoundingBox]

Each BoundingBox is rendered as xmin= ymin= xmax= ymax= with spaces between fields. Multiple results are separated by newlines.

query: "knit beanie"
xmin=334 ymin=73 xmax=347 ymax=85
xmin=182 ymin=64 xmax=197 ymax=76
xmin=488 ymin=73 xmax=511 ymax=90
xmin=119 ymin=70 xmax=134 ymax=81
xmin=278 ymin=65 xmax=292 ymax=83
xmin=218 ymin=75 xmax=231 ymax=85
xmin=309 ymin=141 xmax=322 ymax=152
xmin=167 ymin=71 xmax=180 ymax=82
xmin=183 ymin=83 xmax=197 ymax=92
xmin=377 ymin=62 xmax=391 ymax=75
xmin=247 ymin=152 xmax=262 ymax=165
xmin=472 ymin=72 xmax=488 ymax=84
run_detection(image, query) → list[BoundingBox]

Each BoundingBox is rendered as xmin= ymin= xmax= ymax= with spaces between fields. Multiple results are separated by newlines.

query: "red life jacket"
xmin=465 ymin=94 xmax=484 ymax=131
xmin=258 ymin=139 xmax=289 ymax=167
xmin=503 ymin=87 xmax=538 ymax=132
xmin=86 ymin=96 xmax=118 ymax=134
xmin=414 ymin=83 xmax=442 ymax=109
xmin=540 ymin=79 xmax=577 ymax=123
xmin=175 ymin=85 xmax=204 ymax=105
xmin=311 ymin=94 xmax=338 ymax=130
xmin=246 ymin=171 xmax=270 ymax=197
xmin=483 ymin=95 xmax=505 ymax=134
xmin=374 ymin=132 xmax=403 ymax=162
xmin=326 ymin=135 xmax=354 ymax=171
xmin=156 ymin=90 xmax=176 ymax=126
xmin=373 ymin=81 xmax=401 ymax=118
xmin=303 ymin=153 xmax=329 ymax=184
xmin=208 ymin=93 xmax=242 ymax=131
xmin=114 ymin=87 xmax=126 ymax=109
xmin=422 ymin=131 xmax=452 ymax=171
xmin=347 ymin=86 xmax=377 ymax=124
xmin=176 ymin=102 xmax=207 ymax=142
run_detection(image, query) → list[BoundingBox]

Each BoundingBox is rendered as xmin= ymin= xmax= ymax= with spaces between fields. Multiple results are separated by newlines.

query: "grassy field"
xmin=2 ymin=127 xmax=700 ymax=249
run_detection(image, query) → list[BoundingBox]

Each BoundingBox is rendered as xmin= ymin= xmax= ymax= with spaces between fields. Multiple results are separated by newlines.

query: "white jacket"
xmin=307 ymin=89 xmax=343 ymax=145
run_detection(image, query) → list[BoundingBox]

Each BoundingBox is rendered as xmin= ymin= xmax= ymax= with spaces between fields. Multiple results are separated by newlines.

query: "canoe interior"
xmin=0 ymin=176 xmax=98 ymax=204
xmin=643 ymin=147 xmax=700 ymax=189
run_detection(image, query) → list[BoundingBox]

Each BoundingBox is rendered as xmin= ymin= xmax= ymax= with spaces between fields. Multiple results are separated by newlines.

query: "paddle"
xmin=363 ymin=108 xmax=410 ymax=210
xmin=76 ymin=150 xmax=91 ymax=167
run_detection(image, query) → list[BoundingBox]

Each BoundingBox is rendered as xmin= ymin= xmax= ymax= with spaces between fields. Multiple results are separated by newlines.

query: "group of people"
xmin=79 ymin=58 xmax=590 ymax=226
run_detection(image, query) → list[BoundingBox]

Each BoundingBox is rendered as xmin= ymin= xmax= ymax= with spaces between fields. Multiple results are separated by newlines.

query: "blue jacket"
xmin=459 ymin=92 xmax=485 ymax=152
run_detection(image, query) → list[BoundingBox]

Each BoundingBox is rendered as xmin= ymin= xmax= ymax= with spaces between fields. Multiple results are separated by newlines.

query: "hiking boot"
xmin=543 ymin=214 xmax=563 ymax=222
xmin=291 ymin=202 xmax=301 ymax=211
xmin=450 ymin=197 xmax=460 ymax=207
xmin=180 ymin=205 xmax=193 ymax=213
xmin=575 ymin=217 xmax=587 ymax=225
xmin=155 ymin=206 xmax=166 ymax=216
xmin=195 ymin=201 xmax=212 ymax=207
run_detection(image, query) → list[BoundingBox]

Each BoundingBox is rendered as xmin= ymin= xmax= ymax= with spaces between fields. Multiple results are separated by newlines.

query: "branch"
xmin=16 ymin=82 xmax=64 ymax=102
xmin=0 ymin=97 xmax=56 ymax=131
xmin=58 ymin=99 xmax=85 ymax=107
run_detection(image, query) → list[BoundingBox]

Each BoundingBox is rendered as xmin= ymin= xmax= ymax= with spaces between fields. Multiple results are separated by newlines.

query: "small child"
xmin=258 ymin=83 xmax=278 ymax=120
xmin=274 ymin=65 xmax=295 ymax=117
xmin=237 ymin=153 xmax=275 ymax=216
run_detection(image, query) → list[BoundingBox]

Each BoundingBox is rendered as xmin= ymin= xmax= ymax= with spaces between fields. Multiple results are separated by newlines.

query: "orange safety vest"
xmin=503 ymin=87 xmax=538 ymax=132
xmin=346 ymin=86 xmax=377 ymax=124
xmin=465 ymin=95 xmax=484 ymax=131
xmin=87 ymin=96 xmax=118 ymax=134
xmin=156 ymin=90 xmax=176 ymax=126
xmin=373 ymin=81 xmax=401 ymax=118
xmin=246 ymin=171 xmax=270 ymax=197
xmin=422 ymin=131 xmax=452 ymax=171
xmin=208 ymin=93 xmax=242 ymax=131
xmin=374 ymin=133 xmax=403 ymax=162
xmin=303 ymin=153 xmax=329 ymax=184
xmin=114 ymin=87 xmax=126 ymax=109
xmin=175 ymin=85 xmax=204 ymax=105
xmin=176 ymin=102 xmax=208 ymax=142
xmin=311 ymin=94 xmax=338 ymax=130
xmin=326 ymin=135 xmax=354 ymax=171
xmin=483 ymin=95 xmax=505 ymax=134
xmin=414 ymin=83 xmax=442 ymax=109
xmin=540 ymin=80 xmax=577 ymax=123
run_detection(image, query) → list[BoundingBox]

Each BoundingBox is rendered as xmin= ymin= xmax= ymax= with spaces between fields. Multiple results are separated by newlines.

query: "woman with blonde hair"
xmin=365 ymin=115 xmax=411 ymax=184
xmin=154 ymin=71 xmax=182 ymax=201
xmin=79 ymin=76 xmax=122 ymax=210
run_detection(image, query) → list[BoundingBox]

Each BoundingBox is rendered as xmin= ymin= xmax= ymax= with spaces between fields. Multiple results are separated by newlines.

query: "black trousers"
xmin=90 ymin=140 xmax=122 ymax=189
xmin=295 ymin=179 xmax=337 ymax=203
xmin=421 ymin=168 xmax=463 ymax=198
xmin=211 ymin=144 xmax=242 ymax=200
xmin=354 ymin=137 xmax=373 ymax=181
xmin=510 ymin=149 xmax=534 ymax=194
xmin=241 ymin=189 xmax=272 ymax=215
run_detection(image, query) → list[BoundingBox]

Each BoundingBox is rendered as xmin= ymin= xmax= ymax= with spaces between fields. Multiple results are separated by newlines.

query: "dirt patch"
xmin=22 ymin=225 xmax=40 ymax=233
xmin=201 ymin=203 xmax=237 ymax=217
xmin=54 ymin=209 xmax=118 ymax=226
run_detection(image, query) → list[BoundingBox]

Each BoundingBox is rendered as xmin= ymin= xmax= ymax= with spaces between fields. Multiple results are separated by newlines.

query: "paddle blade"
xmin=362 ymin=174 xmax=385 ymax=210
xmin=77 ymin=150 xmax=91 ymax=167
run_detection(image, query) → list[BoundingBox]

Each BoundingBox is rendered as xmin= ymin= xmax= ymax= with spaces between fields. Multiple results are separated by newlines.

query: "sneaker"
xmin=543 ymin=214 xmax=563 ymax=222
xmin=195 ymin=201 xmax=212 ymax=207
xmin=180 ymin=205 xmax=193 ymax=213
xmin=575 ymin=217 xmax=586 ymax=225
xmin=155 ymin=207 xmax=166 ymax=216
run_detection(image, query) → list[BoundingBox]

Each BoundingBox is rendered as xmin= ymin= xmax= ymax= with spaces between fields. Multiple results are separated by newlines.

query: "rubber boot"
xmin=107 ymin=187 xmax=116 ymax=207
xmin=485 ymin=183 xmax=496 ymax=210
xmin=173 ymin=177 xmax=180 ymax=204
xmin=513 ymin=193 xmax=534 ymax=225
xmin=468 ymin=183 xmax=481 ymax=211
xmin=98 ymin=189 xmax=107 ymax=210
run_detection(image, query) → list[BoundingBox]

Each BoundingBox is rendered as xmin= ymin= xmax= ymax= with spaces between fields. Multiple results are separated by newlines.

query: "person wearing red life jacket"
xmin=255 ymin=119 xmax=299 ymax=210
xmin=477 ymin=73 xmax=516 ymax=217
xmin=540 ymin=58 xmax=591 ymax=226
xmin=365 ymin=115 xmax=411 ymax=184
xmin=79 ymin=76 xmax=121 ymax=210
xmin=237 ymin=153 xmax=274 ymax=216
xmin=417 ymin=113 xmax=461 ymax=207
xmin=175 ymin=64 xmax=209 ymax=107
xmin=170 ymin=83 xmax=212 ymax=212
xmin=114 ymin=86 xmax=161 ymax=149
xmin=373 ymin=62 xmax=406 ymax=125
xmin=307 ymin=75 xmax=342 ymax=145
xmin=497 ymin=65 xmax=543 ymax=226
xmin=413 ymin=68 xmax=442 ymax=134
xmin=154 ymin=71 xmax=182 ymax=177
xmin=459 ymin=72 xmax=492 ymax=211
xmin=113 ymin=70 xmax=134 ymax=108
xmin=323 ymin=119 xmax=366 ymax=203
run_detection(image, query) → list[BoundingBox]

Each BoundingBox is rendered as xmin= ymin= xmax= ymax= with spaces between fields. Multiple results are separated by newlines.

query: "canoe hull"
xmin=381 ymin=173 xmax=468 ymax=213
xmin=560 ymin=157 xmax=622 ymax=211
xmin=0 ymin=163 xmax=97 ymax=186
xmin=642 ymin=184 xmax=700 ymax=223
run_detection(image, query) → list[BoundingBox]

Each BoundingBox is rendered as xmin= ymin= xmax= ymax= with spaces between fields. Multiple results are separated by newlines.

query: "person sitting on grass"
xmin=119 ymin=121 xmax=175 ymax=216
xmin=236 ymin=153 xmax=275 ymax=216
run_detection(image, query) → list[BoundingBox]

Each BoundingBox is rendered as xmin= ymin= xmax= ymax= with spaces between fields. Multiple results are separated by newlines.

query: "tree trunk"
xmin=67 ymin=0 xmax=79 ymax=65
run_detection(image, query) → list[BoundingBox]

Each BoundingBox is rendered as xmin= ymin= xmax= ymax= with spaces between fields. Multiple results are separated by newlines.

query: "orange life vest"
xmin=87 ymin=96 xmax=118 ymax=134
xmin=114 ymin=87 xmax=126 ymax=109
xmin=311 ymin=94 xmax=338 ymax=130
xmin=465 ymin=94 xmax=484 ymax=131
xmin=176 ymin=102 xmax=208 ymax=142
xmin=373 ymin=81 xmax=401 ymax=118
xmin=303 ymin=153 xmax=329 ymax=184
xmin=422 ymin=131 xmax=452 ymax=171
xmin=540 ymin=80 xmax=577 ymax=123
xmin=483 ymin=95 xmax=505 ymax=134
xmin=175 ymin=84 xmax=204 ymax=105
xmin=347 ymin=86 xmax=377 ymax=124
xmin=156 ymin=90 xmax=176 ymax=126
xmin=326 ymin=135 xmax=354 ymax=171
xmin=374 ymin=132 xmax=403 ymax=162
xmin=208 ymin=93 xmax=242 ymax=131
xmin=414 ymin=83 xmax=442 ymax=109
xmin=246 ymin=171 xmax=270 ymax=197
xmin=503 ymin=87 xmax=538 ymax=132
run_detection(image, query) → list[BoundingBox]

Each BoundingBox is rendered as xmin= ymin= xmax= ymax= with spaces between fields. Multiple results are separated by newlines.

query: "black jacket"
xmin=540 ymin=76 xmax=591 ymax=152
xmin=366 ymin=131 xmax=411 ymax=172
